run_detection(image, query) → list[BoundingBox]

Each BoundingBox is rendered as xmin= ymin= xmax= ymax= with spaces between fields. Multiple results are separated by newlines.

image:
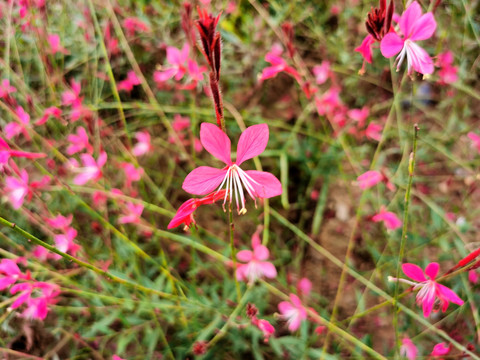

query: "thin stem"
xmin=393 ymin=123 xmax=419 ymax=352
xmin=229 ymin=204 xmax=242 ymax=303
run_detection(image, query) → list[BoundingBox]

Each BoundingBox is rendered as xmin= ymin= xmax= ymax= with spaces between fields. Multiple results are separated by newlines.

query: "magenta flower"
xmin=236 ymin=230 xmax=277 ymax=284
xmin=372 ymin=206 xmax=402 ymax=230
xmin=0 ymin=259 xmax=28 ymax=290
xmin=390 ymin=262 xmax=464 ymax=317
xmin=467 ymin=132 xmax=480 ymax=153
xmin=312 ymin=61 xmax=331 ymax=85
xmin=118 ymin=70 xmax=141 ymax=92
xmin=357 ymin=170 xmax=383 ymax=189
xmin=252 ymin=318 xmax=275 ymax=343
xmin=436 ymin=51 xmax=458 ymax=84
xmin=0 ymin=137 xmax=46 ymax=171
xmin=62 ymin=79 xmax=82 ymax=106
xmin=365 ymin=122 xmax=383 ymax=141
xmin=168 ymin=190 xmax=227 ymax=230
xmin=71 ymin=152 xmax=107 ymax=185
xmin=182 ymin=123 xmax=282 ymax=214
xmin=10 ymin=281 xmax=59 ymax=320
xmin=5 ymin=106 xmax=31 ymax=140
xmin=47 ymin=34 xmax=68 ymax=55
xmin=118 ymin=202 xmax=144 ymax=225
xmin=123 ymin=17 xmax=150 ymax=37
xmin=259 ymin=45 xmax=300 ymax=82
xmin=154 ymin=44 xmax=190 ymax=82
xmin=132 ymin=131 xmax=153 ymax=157
xmin=355 ymin=35 xmax=376 ymax=64
xmin=431 ymin=342 xmax=450 ymax=357
xmin=121 ymin=162 xmax=144 ymax=188
xmin=67 ymin=127 xmax=93 ymax=155
xmin=380 ymin=1 xmax=436 ymax=75
xmin=0 ymin=79 xmax=17 ymax=98
xmin=400 ymin=337 xmax=418 ymax=360
xmin=5 ymin=170 xmax=30 ymax=209
xmin=36 ymin=106 xmax=62 ymax=125
xmin=54 ymin=227 xmax=81 ymax=258
xmin=278 ymin=294 xmax=307 ymax=332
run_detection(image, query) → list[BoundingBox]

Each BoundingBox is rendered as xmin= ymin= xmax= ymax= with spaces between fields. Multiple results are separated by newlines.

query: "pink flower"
xmin=47 ymin=34 xmax=68 ymax=55
xmin=36 ymin=106 xmax=62 ymax=125
xmin=123 ymin=17 xmax=150 ymax=37
xmin=168 ymin=190 xmax=227 ymax=230
xmin=0 ymin=79 xmax=17 ymax=98
xmin=182 ymin=123 xmax=282 ymax=214
xmin=436 ymin=51 xmax=458 ymax=84
xmin=0 ymin=137 xmax=46 ymax=170
xmin=366 ymin=122 xmax=383 ymax=141
xmin=312 ymin=61 xmax=331 ymax=85
xmin=10 ymin=281 xmax=59 ymax=320
xmin=113 ymin=356 xmax=126 ymax=360
xmin=252 ymin=318 xmax=275 ymax=342
xmin=400 ymin=337 xmax=418 ymax=360
xmin=66 ymin=127 xmax=93 ymax=155
xmin=0 ymin=259 xmax=28 ymax=290
xmin=46 ymin=214 xmax=73 ymax=230
xmin=236 ymin=230 xmax=277 ymax=283
xmin=467 ymin=132 xmax=480 ymax=153
xmin=118 ymin=202 xmax=144 ymax=224
xmin=355 ymin=35 xmax=376 ymax=64
xmin=431 ymin=342 xmax=450 ymax=357
xmin=390 ymin=262 xmax=464 ymax=317
xmin=54 ymin=227 xmax=80 ymax=257
xmin=5 ymin=106 xmax=31 ymax=140
xmin=154 ymin=44 xmax=190 ymax=82
xmin=278 ymin=294 xmax=307 ymax=332
xmin=468 ymin=269 xmax=479 ymax=284
xmin=62 ymin=79 xmax=82 ymax=106
xmin=356 ymin=170 xmax=383 ymax=189
xmin=118 ymin=71 xmax=141 ymax=92
xmin=121 ymin=162 xmax=144 ymax=188
xmin=132 ymin=131 xmax=153 ymax=157
xmin=71 ymin=152 xmax=107 ymax=185
xmin=372 ymin=206 xmax=402 ymax=230
xmin=380 ymin=1 xmax=436 ymax=75
xmin=297 ymin=277 xmax=312 ymax=297
xmin=315 ymin=87 xmax=343 ymax=116
xmin=348 ymin=107 xmax=369 ymax=128
xmin=259 ymin=46 xmax=300 ymax=82
xmin=5 ymin=170 xmax=30 ymax=209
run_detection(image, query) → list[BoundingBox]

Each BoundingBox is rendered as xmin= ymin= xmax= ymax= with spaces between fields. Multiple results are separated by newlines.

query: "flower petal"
xmin=425 ymin=262 xmax=439 ymax=279
xmin=236 ymin=124 xmax=269 ymax=166
xmin=436 ymin=284 xmax=464 ymax=306
xmin=399 ymin=1 xmax=422 ymax=38
xmin=244 ymin=170 xmax=282 ymax=199
xmin=405 ymin=41 xmax=434 ymax=75
xmin=236 ymin=250 xmax=253 ymax=262
xmin=259 ymin=262 xmax=277 ymax=278
xmin=402 ymin=263 xmax=427 ymax=282
xmin=380 ymin=33 xmax=404 ymax=58
xmin=200 ymin=123 xmax=232 ymax=165
xmin=253 ymin=244 xmax=269 ymax=261
xmin=421 ymin=284 xmax=436 ymax=317
xmin=182 ymin=166 xmax=227 ymax=195
xmin=410 ymin=13 xmax=436 ymax=41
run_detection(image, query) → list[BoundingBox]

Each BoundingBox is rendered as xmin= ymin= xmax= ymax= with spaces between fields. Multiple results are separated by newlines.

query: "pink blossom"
xmin=153 ymin=44 xmax=190 ymax=82
xmin=236 ymin=229 xmax=277 ymax=283
xmin=47 ymin=34 xmax=68 ymax=55
xmin=66 ymin=127 xmax=93 ymax=155
xmin=355 ymin=35 xmax=376 ymax=64
xmin=54 ymin=227 xmax=80 ymax=257
xmin=104 ymin=23 xmax=120 ymax=56
xmin=168 ymin=190 xmax=227 ymax=230
xmin=118 ymin=71 xmax=141 ymax=92
xmin=348 ymin=107 xmax=369 ymax=128
xmin=390 ymin=262 xmax=464 ymax=317
xmin=252 ymin=318 xmax=275 ymax=342
xmin=182 ymin=123 xmax=282 ymax=214
xmin=312 ymin=61 xmax=331 ymax=85
xmin=0 ymin=137 xmax=46 ymax=170
xmin=46 ymin=214 xmax=73 ymax=230
xmin=132 ymin=131 xmax=153 ymax=157
xmin=372 ymin=206 xmax=402 ymax=230
xmin=436 ymin=51 xmax=458 ymax=84
xmin=121 ymin=162 xmax=144 ymax=188
xmin=366 ymin=122 xmax=383 ymax=141
xmin=5 ymin=170 xmax=30 ymax=209
xmin=71 ymin=152 xmax=107 ymax=185
xmin=36 ymin=106 xmax=62 ymax=125
xmin=431 ymin=342 xmax=450 ymax=357
xmin=400 ymin=337 xmax=418 ymax=360
xmin=62 ymin=79 xmax=82 ymax=106
xmin=297 ymin=277 xmax=312 ymax=297
xmin=356 ymin=170 xmax=383 ymax=189
xmin=118 ymin=202 xmax=144 ymax=225
xmin=113 ymin=356 xmax=126 ymax=360
xmin=0 ymin=259 xmax=28 ymax=290
xmin=33 ymin=246 xmax=50 ymax=261
xmin=5 ymin=106 xmax=31 ymax=140
xmin=468 ymin=269 xmax=479 ymax=284
xmin=380 ymin=1 xmax=436 ymax=75
xmin=259 ymin=46 xmax=300 ymax=82
xmin=0 ymin=79 xmax=17 ymax=98
xmin=123 ymin=17 xmax=150 ymax=37
xmin=10 ymin=281 xmax=59 ymax=320
xmin=315 ymin=87 xmax=343 ymax=116
xmin=278 ymin=294 xmax=307 ymax=332
xmin=467 ymin=132 xmax=480 ymax=153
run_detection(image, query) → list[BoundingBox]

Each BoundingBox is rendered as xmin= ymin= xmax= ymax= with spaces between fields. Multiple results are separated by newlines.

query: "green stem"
xmin=229 ymin=204 xmax=242 ymax=303
xmin=393 ymin=124 xmax=419 ymax=352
